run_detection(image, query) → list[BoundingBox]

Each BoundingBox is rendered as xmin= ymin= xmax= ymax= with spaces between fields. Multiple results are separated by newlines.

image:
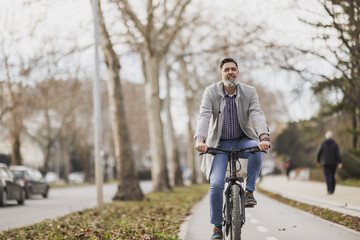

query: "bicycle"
xmin=201 ymin=146 xmax=265 ymax=240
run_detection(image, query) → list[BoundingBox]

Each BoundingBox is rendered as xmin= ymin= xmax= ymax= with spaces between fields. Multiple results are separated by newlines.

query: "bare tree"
xmin=176 ymin=56 xmax=198 ymax=184
xmin=112 ymin=0 xmax=192 ymax=191
xmin=93 ymin=0 xmax=143 ymax=200
xmin=25 ymin=78 xmax=84 ymax=172
xmin=0 ymin=1 xmax=52 ymax=166
xmin=59 ymin=80 xmax=97 ymax=181
xmin=0 ymin=52 xmax=36 ymax=165
xmin=164 ymin=62 xmax=183 ymax=186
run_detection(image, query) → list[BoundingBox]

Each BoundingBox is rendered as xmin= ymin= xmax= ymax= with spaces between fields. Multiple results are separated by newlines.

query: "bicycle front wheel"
xmin=230 ymin=184 xmax=242 ymax=240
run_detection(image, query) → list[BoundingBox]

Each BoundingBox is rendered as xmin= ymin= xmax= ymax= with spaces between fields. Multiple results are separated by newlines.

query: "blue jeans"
xmin=209 ymin=138 xmax=263 ymax=225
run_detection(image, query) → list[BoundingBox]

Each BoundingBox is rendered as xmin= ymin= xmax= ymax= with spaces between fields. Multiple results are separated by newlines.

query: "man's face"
xmin=220 ymin=62 xmax=239 ymax=86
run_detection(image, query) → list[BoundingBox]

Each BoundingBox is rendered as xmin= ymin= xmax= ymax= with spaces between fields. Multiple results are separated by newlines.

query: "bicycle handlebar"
xmin=200 ymin=146 xmax=266 ymax=156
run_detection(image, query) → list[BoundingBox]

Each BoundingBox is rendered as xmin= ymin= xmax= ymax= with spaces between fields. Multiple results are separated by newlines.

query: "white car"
xmin=68 ymin=172 xmax=85 ymax=183
xmin=45 ymin=172 xmax=59 ymax=184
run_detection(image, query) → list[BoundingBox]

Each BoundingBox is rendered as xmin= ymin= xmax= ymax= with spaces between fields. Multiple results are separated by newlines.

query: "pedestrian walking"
xmin=194 ymin=58 xmax=270 ymax=240
xmin=284 ymin=160 xmax=291 ymax=179
xmin=317 ymin=131 xmax=343 ymax=194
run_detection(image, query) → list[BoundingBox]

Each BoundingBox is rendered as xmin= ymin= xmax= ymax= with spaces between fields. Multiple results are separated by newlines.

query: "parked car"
xmin=68 ymin=172 xmax=85 ymax=183
xmin=45 ymin=171 xmax=59 ymax=184
xmin=10 ymin=166 xmax=49 ymax=199
xmin=0 ymin=163 xmax=25 ymax=207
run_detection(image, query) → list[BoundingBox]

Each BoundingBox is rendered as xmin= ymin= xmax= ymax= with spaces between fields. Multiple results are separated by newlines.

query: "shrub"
xmin=338 ymin=150 xmax=360 ymax=179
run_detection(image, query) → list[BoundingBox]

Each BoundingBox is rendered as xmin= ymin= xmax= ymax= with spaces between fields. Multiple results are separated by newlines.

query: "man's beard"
xmin=222 ymin=76 xmax=239 ymax=87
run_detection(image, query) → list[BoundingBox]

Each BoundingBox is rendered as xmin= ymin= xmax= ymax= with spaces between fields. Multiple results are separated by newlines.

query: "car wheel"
xmin=26 ymin=188 xmax=32 ymax=199
xmin=17 ymin=189 xmax=25 ymax=205
xmin=42 ymin=187 xmax=49 ymax=198
xmin=0 ymin=191 xmax=7 ymax=207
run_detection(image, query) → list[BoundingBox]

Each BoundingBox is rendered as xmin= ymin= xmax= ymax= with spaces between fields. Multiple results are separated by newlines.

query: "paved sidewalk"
xmin=259 ymin=175 xmax=360 ymax=217
xmin=179 ymin=193 xmax=212 ymax=240
xmin=179 ymin=176 xmax=360 ymax=240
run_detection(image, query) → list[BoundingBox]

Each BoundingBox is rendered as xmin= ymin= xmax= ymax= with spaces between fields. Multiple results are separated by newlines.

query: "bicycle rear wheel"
xmin=230 ymin=184 xmax=241 ymax=240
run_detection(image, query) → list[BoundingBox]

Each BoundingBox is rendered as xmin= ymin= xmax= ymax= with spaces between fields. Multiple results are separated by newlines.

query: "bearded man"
xmin=194 ymin=58 xmax=270 ymax=240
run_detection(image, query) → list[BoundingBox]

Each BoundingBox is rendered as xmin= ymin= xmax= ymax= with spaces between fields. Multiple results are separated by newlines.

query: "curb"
xmin=178 ymin=214 xmax=192 ymax=240
xmin=259 ymin=182 xmax=360 ymax=218
xmin=178 ymin=194 xmax=208 ymax=240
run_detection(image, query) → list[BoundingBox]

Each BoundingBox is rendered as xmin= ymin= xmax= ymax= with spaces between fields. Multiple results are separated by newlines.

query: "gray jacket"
xmin=194 ymin=81 xmax=270 ymax=180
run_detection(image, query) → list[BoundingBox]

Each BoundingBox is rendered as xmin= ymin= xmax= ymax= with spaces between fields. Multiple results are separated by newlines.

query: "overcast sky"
xmin=1 ymin=0 xmax=330 ymax=133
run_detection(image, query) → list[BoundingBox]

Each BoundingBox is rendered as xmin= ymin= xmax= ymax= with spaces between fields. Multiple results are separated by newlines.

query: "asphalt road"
xmin=0 ymin=181 xmax=153 ymax=232
xmin=184 ymin=192 xmax=360 ymax=240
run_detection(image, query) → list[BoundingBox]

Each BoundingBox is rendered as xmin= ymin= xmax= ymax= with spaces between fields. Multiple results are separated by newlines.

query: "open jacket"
xmin=194 ymin=81 xmax=270 ymax=180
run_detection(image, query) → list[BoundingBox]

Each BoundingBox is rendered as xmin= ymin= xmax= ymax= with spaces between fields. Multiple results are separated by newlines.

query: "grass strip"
xmin=339 ymin=178 xmax=360 ymax=187
xmin=0 ymin=184 xmax=209 ymax=240
xmin=258 ymin=186 xmax=360 ymax=232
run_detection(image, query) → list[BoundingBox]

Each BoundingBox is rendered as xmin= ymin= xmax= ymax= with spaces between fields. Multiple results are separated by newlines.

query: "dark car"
xmin=0 ymin=163 xmax=25 ymax=207
xmin=10 ymin=166 xmax=49 ymax=199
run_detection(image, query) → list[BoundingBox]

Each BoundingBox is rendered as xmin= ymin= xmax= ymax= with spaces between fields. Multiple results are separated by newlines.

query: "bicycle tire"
xmin=230 ymin=184 xmax=241 ymax=240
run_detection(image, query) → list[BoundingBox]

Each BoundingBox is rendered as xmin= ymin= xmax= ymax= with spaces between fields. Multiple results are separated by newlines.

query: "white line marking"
xmin=246 ymin=213 xmax=253 ymax=217
xmin=256 ymin=226 xmax=268 ymax=232
xmin=266 ymin=237 xmax=277 ymax=240
xmin=249 ymin=218 xmax=259 ymax=223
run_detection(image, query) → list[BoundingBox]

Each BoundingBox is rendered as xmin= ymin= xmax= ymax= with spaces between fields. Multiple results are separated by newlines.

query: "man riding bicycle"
xmin=194 ymin=58 xmax=270 ymax=240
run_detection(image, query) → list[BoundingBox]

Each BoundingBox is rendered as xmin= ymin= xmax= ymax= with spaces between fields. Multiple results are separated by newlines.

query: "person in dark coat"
xmin=317 ymin=131 xmax=343 ymax=194
xmin=284 ymin=160 xmax=291 ymax=179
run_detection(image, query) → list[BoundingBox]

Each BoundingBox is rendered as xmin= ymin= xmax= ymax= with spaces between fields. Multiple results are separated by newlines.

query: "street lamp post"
xmin=92 ymin=0 xmax=103 ymax=210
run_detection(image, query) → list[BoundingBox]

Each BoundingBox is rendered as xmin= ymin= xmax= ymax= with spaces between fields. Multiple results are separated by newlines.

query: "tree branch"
xmin=160 ymin=0 xmax=191 ymax=56
xmin=114 ymin=0 xmax=146 ymax=37
xmin=321 ymin=1 xmax=353 ymax=53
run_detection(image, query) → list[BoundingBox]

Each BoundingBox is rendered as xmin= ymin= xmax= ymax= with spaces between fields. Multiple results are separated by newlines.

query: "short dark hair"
xmin=220 ymin=58 xmax=238 ymax=69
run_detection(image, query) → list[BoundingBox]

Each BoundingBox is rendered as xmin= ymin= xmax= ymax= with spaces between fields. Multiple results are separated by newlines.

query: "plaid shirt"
xmin=220 ymin=89 xmax=244 ymax=140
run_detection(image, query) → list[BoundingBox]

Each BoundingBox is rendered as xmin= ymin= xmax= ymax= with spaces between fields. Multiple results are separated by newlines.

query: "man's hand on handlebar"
xmin=258 ymin=140 xmax=270 ymax=151
xmin=195 ymin=139 xmax=208 ymax=153
xmin=258 ymin=134 xmax=270 ymax=151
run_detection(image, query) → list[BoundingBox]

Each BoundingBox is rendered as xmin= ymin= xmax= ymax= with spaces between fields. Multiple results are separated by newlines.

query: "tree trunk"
xmin=353 ymin=108 xmax=358 ymax=150
xmin=80 ymin=145 xmax=91 ymax=182
xmin=187 ymin=114 xmax=197 ymax=184
xmin=179 ymin=58 xmax=197 ymax=184
xmin=95 ymin=0 xmax=143 ymax=200
xmin=63 ymin=140 xmax=71 ymax=182
xmin=8 ymin=102 xmax=24 ymax=166
xmin=165 ymin=63 xmax=183 ymax=186
xmin=358 ymin=107 xmax=360 ymax=150
xmin=43 ymin=139 xmax=53 ymax=172
xmin=11 ymin=133 xmax=22 ymax=165
xmin=145 ymin=55 xmax=171 ymax=191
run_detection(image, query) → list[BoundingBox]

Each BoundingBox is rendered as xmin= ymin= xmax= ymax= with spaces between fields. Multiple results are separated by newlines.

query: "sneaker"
xmin=211 ymin=226 xmax=223 ymax=240
xmin=245 ymin=190 xmax=257 ymax=207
